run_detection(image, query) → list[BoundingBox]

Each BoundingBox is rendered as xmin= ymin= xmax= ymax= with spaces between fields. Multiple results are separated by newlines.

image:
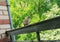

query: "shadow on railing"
xmin=6 ymin=16 xmax=60 ymax=42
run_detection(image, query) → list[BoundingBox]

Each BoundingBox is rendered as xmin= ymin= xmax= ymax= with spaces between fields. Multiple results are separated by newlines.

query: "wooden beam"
xmin=0 ymin=0 xmax=6 ymax=6
xmin=0 ymin=15 xmax=9 ymax=19
xmin=0 ymin=19 xmax=10 ymax=24
xmin=0 ymin=6 xmax=7 ymax=10
xmin=0 ymin=24 xmax=10 ymax=28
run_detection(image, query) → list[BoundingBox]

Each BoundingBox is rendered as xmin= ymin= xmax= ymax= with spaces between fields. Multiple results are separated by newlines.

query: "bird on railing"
xmin=23 ymin=16 xmax=40 ymax=42
xmin=23 ymin=16 xmax=30 ymax=26
xmin=23 ymin=16 xmax=34 ymax=42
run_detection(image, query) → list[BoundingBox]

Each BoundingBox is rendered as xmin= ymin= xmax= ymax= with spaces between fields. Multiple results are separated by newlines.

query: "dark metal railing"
xmin=6 ymin=16 xmax=60 ymax=42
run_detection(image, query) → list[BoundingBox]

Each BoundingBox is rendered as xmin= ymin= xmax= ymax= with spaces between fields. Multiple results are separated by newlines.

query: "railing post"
xmin=36 ymin=32 xmax=40 ymax=42
xmin=9 ymin=35 xmax=14 ymax=42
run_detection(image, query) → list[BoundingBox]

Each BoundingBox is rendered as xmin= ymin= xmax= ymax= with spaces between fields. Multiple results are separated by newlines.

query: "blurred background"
xmin=8 ymin=0 xmax=60 ymax=41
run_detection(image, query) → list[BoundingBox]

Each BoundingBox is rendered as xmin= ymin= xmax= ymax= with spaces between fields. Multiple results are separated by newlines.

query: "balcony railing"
xmin=6 ymin=16 xmax=60 ymax=42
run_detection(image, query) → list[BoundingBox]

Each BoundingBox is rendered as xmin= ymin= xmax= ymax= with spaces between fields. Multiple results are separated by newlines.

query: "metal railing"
xmin=6 ymin=16 xmax=60 ymax=42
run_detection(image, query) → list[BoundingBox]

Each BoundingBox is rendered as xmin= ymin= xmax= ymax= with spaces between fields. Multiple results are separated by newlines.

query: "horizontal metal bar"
xmin=6 ymin=16 xmax=60 ymax=35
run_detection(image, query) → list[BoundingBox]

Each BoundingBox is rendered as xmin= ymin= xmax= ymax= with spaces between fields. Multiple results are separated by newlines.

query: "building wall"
xmin=0 ymin=0 xmax=11 ymax=39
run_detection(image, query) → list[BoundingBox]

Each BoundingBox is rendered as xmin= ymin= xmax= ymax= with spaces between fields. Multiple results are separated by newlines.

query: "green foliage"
xmin=56 ymin=0 xmax=60 ymax=7
xmin=9 ymin=0 xmax=60 ymax=41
